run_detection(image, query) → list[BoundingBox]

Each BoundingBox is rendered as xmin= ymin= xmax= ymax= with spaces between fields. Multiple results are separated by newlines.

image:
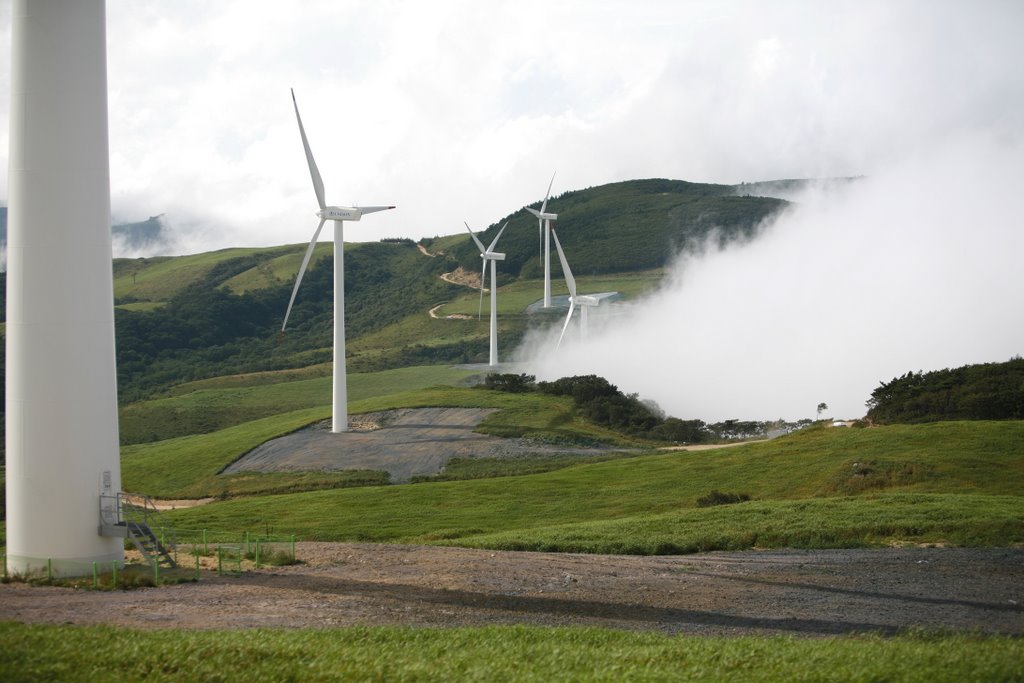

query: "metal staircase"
xmin=99 ymin=492 xmax=177 ymax=569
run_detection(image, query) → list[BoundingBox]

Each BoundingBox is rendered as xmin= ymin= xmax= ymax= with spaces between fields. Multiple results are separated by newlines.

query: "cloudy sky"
xmin=1 ymin=0 xmax=1019 ymax=252
xmin=2 ymin=1 xmax=1022 ymax=421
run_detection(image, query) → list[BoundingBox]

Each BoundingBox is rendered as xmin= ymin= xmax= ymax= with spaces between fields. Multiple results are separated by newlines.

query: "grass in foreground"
xmin=1 ymin=624 xmax=1020 ymax=682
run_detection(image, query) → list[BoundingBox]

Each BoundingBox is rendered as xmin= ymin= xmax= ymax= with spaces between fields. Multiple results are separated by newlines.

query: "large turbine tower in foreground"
xmin=284 ymin=90 xmax=394 ymax=433
xmin=5 ymin=0 xmax=124 ymax=576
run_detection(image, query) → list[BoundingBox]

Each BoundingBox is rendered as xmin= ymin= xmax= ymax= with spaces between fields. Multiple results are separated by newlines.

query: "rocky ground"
xmin=2 ymin=544 xmax=1021 ymax=636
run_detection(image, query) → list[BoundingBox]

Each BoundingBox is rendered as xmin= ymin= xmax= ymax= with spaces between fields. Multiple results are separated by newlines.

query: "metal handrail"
xmin=99 ymin=492 xmax=177 ymax=566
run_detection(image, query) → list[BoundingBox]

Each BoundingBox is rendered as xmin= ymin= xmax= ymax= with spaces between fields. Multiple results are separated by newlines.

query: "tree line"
xmin=866 ymin=357 xmax=1024 ymax=423
xmin=483 ymin=373 xmax=792 ymax=444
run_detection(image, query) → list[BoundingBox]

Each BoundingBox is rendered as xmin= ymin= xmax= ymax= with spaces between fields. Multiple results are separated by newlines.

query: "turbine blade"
xmin=282 ymin=218 xmax=327 ymax=331
xmin=291 ymin=89 xmax=326 ymax=210
xmin=478 ymin=259 xmax=487 ymax=320
xmin=357 ymin=205 xmax=396 ymax=215
xmin=540 ymin=170 xmax=556 ymax=214
xmin=551 ymin=228 xmax=576 ymax=298
xmin=465 ymin=222 xmax=486 ymax=253
xmin=487 ymin=222 xmax=509 ymax=252
xmin=557 ymin=302 xmax=576 ymax=349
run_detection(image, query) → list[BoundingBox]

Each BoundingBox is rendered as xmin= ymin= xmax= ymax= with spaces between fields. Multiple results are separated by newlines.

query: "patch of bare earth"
xmin=2 ymin=545 xmax=1021 ymax=636
xmin=440 ymin=266 xmax=482 ymax=290
xmin=221 ymin=408 xmax=620 ymax=484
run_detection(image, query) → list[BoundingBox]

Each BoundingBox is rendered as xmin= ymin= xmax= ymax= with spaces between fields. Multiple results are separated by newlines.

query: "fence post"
xmin=92 ymin=562 xmax=98 ymax=589
xmin=47 ymin=558 xmax=52 ymax=582
xmin=2 ymin=553 xmax=7 ymax=581
xmin=245 ymin=531 xmax=250 ymax=555
xmin=112 ymin=561 xmax=118 ymax=588
xmin=153 ymin=560 xmax=160 ymax=586
xmin=255 ymin=540 xmax=260 ymax=569
xmin=195 ymin=552 xmax=200 ymax=581
xmin=291 ymin=534 xmax=296 ymax=563
xmin=203 ymin=529 xmax=208 ymax=555
xmin=217 ymin=547 xmax=223 ymax=576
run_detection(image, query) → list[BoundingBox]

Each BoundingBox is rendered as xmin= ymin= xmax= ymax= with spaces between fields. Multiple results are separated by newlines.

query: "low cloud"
xmin=524 ymin=132 xmax=1024 ymax=422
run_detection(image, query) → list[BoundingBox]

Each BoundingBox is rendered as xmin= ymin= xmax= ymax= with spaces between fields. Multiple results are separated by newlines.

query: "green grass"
xmin=411 ymin=452 xmax=637 ymax=482
xmin=113 ymin=247 xmax=280 ymax=303
xmin=220 ymin=242 xmax=332 ymax=293
xmin=120 ymin=365 xmax=479 ymax=445
xmin=121 ymin=407 xmax=333 ymax=498
xmin=447 ymin=493 xmax=1024 ymax=554
xmin=439 ymin=269 xmax=664 ymax=317
xmin=160 ymin=421 xmax=1024 ymax=546
xmin=1 ymin=624 xmax=1021 ymax=682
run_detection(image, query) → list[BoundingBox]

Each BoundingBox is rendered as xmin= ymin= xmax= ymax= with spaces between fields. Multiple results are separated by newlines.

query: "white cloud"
xmin=3 ymin=0 xmax=1015 ymax=252
xmin=526 ymin=130 xmax=1024 ymax=421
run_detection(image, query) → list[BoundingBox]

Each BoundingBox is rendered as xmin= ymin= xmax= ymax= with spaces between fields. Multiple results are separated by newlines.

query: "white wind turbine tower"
xmin=466 ymin=222 xmax=509 ymax=367
xmin=551 ymin=227 xmax=601 ymax=349
xmin=6 ymin=0 xmax=124 ymax=577
xmin=283 ymin=89 xmax=395 ymax=433
xmin=525 ymin=172 xmax=557 ymax=308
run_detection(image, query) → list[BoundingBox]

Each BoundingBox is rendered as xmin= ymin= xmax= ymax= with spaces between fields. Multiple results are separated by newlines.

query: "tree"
xmin=816 ymin=402 xmax=829 ymax=419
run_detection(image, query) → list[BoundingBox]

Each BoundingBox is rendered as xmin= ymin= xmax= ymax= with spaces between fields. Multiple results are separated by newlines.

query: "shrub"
xmin=483 ymin=373 xmax=536 ymax=393
xmin=696 ymin=490 xmax=751 ymax=508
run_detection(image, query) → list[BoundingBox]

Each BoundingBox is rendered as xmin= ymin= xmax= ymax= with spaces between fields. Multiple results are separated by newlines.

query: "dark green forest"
xmin=866 ymin=358 xmax=1024 ymax=423
xmin=436 ymin=179 xmax=786 ymax=278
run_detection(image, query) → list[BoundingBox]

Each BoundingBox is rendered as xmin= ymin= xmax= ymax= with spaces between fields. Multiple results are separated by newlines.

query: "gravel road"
xmin=2 ymin=545 xmax=1021 ymax=636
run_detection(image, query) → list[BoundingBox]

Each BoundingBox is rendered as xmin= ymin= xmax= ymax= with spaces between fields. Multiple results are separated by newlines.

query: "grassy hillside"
xmin=97 ymin=178 xmax=787 ymax=401
xmin=162 ymin=420 xmax=1024 ymax=551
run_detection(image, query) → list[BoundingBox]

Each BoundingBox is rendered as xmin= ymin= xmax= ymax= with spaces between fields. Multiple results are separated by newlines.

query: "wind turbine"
xmin=466 ymin=221 xmax=509 ymax=367
xmin=551 ymin=227 xmax=601 ymax=348
xmin=525 ymin=172 xmax=557 ymax=308
xmin=284 ymin=88 xmax=395 ymax=433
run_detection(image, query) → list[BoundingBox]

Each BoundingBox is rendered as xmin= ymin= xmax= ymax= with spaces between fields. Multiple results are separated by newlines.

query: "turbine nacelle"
xmin=572 ymin=294 xmax=601 ymax=307
xmin=481 ymin=252 xmax=506 ymax=261
xmin=526 ymin=206 xmax=558 ymax=221
xmin=319 ymin=205 xmax=395 ymax=221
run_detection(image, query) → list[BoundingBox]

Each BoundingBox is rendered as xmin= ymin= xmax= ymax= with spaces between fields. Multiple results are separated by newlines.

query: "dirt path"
xmin=2 ymin=545 xmax=1021 ymax=636
xmin=440 ymin=266 xmax=482 ymax=290
xmin=428 ymin=303 xmax=472 ymax=320
xmin=221 ymin=408 xmax=621 ymax=483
